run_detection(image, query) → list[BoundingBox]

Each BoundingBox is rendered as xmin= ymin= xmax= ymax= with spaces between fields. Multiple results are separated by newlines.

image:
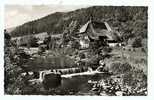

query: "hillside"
xmin=10 ymin=6 xmax=147 ymax=42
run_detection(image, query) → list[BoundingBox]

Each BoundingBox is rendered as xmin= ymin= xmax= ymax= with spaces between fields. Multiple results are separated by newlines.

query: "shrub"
xmin=28 ymin=36 xmax=39 ymax=47
xmin=132 ymin=37 xmax=142 ymax=48
xmin=79 ymin=53 xmax=86 ymax=59
xmin=141 ymin=47 xmax=146 ymax=53
xmin=4 ymin=37 xmax=26 ymax=94
xmin=123 ymin=68 xmax=147 ymax=88
xmin=38 ymin=45 xmax=46 ymax=55
xmin=102 ymin=47 xmax=112 ymax=53
xmin=109 ymin=62 xmax=122 ymax=74
xmin=110 ymin=62 xmax=132 ymax=74
xmin=71 ymin=41 xmax=80 ymax=49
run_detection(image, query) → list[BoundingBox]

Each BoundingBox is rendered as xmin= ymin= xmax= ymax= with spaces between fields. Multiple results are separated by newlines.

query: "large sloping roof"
xmin=79 ymin=21 xmax=91 ymax=33
xmin=79 ymin=21 xmax=111 ymax=33
xmin=79 ymin=21 xmax=120 ymax=41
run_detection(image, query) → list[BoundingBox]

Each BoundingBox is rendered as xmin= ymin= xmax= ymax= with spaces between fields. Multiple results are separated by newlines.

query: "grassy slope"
xmin=104 ymin=47 xmax=147 ymax=74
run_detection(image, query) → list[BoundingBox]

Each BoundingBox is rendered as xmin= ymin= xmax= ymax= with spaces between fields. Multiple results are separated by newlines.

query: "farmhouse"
xmin=79 ymin=35 xmax=89 ymax=49
xmin=79 ymin=20 xmax=121 ymax=48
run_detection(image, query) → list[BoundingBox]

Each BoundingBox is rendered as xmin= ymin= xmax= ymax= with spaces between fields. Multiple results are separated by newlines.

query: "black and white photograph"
xmin=4 ymin=5 xmax=148 ymax=96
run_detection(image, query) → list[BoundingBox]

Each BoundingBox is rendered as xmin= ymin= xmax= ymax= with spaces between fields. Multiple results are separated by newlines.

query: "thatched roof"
xmin=79 ymin=21 xmax=91 ymax=33
xmin=79 ymin=21 xmax=120 ymax=41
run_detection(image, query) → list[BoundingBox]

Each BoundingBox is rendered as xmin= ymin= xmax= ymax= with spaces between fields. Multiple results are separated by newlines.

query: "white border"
xmin=0 ymin=0 xmax=154 ymax=100
xmin=2 ymin=0 xmax=150 ymax=6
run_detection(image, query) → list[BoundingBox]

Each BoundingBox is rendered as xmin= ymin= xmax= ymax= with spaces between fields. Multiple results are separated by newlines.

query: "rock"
xmin=115 ymin=91 xmax=123 ymax=96
xmin=100 ymin=92 xmax=108 ymax=96
xmin=91 ymin=87 xmax=99 ymax=91
xmin=42 ymin=73 xmax=61 ymax=90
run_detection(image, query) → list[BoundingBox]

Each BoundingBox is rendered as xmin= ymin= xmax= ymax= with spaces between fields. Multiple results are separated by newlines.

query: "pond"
xmin=53 ymin=72 xmax=111 ymax=95
xmin=23 ymin=55 xmax=111 ymax=95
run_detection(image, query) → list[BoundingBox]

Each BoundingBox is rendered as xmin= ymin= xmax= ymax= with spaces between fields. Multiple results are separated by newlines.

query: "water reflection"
xmin=56 ymin=73 xmax=111 ymax=95
xmin=24 ymin=56 xmax=112 ymax=95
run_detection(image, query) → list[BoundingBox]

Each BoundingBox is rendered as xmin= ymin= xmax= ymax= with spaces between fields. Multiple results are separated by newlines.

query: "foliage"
xmin=4 ymin=36 xmax=25 ymax=94
xmin=71 ymin=40 xmax=80 ymax=49
xmin=43 ymin=36 xmax=51 ymax=49
xmin=11 ymin=6 xmax=147 ymax=45
xmin=79 ymin=53 xmax=86 ymax=59
xmin=28 ymin=36 xmax=39 ymax=47
xmin=110 ymin=62 xmax=132 ymax=74
xmin=123 ymin=68 xmax=147 ymax=88
xmin=38 ymin=45 xmax=46 ymax=55
xmin=101 ymin=47 xmax=112 ymax=53
xmin=90 ymin=75 xmax=147 ymax=96
xmin=90 ymin=61 xmax=147 ymax=96
xmin=132 ymin=37 xmax=142 ymax=48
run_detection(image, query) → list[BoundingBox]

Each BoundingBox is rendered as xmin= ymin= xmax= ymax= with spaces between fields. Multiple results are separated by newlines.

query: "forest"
xmin=10 ymin=6 xmax=147 ymax=43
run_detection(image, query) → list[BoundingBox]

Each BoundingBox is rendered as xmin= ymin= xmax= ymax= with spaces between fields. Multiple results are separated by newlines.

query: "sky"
xmin=5 ymin=5 xmax=89 ymax=29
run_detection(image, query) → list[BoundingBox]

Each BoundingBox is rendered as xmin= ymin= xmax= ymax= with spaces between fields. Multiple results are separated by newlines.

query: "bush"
xmin=132 ymin=37 xmax=142 ymax=48
xmin=28 ymin=36 xmax=39 ymax=47
xmin=141 ymin=47 xmax=146 ymax=53
xmin=4 ymin=37 xmax=26 ymax=94
xmin=38 ymin=46 xmax=46 ymax=55
xmin=102 ymin=47 xmax=112 ymax=53
xmin=79 ymin=53 xmax=86 ymax=59
xmin=43 ymin=73 xmax=61 ymax=90
xmin=123 ymin=68 xmax=147 ymax=88
xmin=71 ymin=41 xmax=80 ymax=49
xmin=110 ymin=62 xmax=132 ymax=74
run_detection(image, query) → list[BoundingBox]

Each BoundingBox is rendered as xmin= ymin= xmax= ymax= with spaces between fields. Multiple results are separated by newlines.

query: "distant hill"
xmin=10 ymin=6 xmax=147 ymax=42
